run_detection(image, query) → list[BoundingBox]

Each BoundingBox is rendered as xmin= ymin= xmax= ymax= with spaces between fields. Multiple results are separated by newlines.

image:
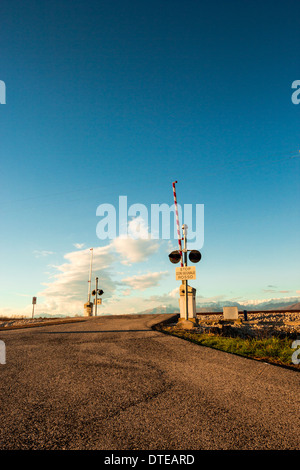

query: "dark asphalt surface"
xmin=0 ymin=314 xmax=299 ymax=450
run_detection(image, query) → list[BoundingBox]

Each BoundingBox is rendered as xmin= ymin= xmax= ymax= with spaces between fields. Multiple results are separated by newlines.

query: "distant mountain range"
xmin=138 ymin=306 xmax=180 ymax=315
xmin=138 ymin=298 xmax=300 ymax=315
xmin=34 ymin=313 xmax=73 ymax=318
xmin=33 ymin=298 xmax=300 ymax=319
xmin=196 ymin=298 xmax=300 ymax=312
xmin=282 ymin=302 xmax=300 ymax=311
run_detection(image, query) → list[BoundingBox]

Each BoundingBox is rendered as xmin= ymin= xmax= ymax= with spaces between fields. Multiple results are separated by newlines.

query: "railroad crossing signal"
xmin=168 ymin=220 xmax=202 ymax=322
xmin=92 ymin=277 xmax=104 ymax=317
xmin=169 ymin=249 xmax=201 ymax=264
xmin=92 ymin=289 xmax=104 ymax=296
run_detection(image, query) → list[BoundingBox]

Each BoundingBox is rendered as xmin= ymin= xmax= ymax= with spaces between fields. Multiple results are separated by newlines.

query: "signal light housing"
xmin=188 ymin=250 xmax=201 ymax=263
xmin=168 ymin=250 xmax=181 ymax=264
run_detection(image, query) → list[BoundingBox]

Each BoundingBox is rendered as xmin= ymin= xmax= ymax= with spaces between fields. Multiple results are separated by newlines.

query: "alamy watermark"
xmin=291 ymin=80 xmax=300 ymax=105
xmin=0 ymin=80 xmax=6 ymax=104
xmin=291 ymin=338 xmax=300 ymax=365
xmin=0 ymin=340 xmax=6 ymax=364
xmin=96 ymin=196 xmax=204 ymax=249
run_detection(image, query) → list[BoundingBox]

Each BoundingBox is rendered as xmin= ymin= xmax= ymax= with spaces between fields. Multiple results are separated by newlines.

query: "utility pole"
xmin=182 ymin=224 xmax=189 ymax=321
xmin=84 ymin=248 xmax=94 ymax=316
xmin=87 ymin=248 xmax=93 ymax=303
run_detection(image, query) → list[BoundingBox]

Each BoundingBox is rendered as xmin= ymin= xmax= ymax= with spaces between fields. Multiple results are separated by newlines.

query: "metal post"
xmin=32 ymin=297 xmax=37 ymax=319
xmin=95 ymin=277 xmax=98 ymax=317
xmin=88 ymin=248 xmax=93 ymax=303
xmin=172 ymin=181 xmax=183 ymax=267
xmin=182 ymin=224 xmax=188 ymax=321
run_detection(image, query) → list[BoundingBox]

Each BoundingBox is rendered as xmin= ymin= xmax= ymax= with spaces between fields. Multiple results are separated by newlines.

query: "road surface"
xmin=0 ymin=314 xmax=299 ymax=450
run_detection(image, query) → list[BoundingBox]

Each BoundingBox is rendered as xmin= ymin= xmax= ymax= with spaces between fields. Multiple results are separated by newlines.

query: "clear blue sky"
xmin=0 ymin=0 xmax=299 ymax=316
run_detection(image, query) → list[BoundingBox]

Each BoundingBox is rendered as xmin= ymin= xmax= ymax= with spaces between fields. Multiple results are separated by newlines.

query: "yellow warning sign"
xmin=175 ymin=266 xmax=196 ymax=281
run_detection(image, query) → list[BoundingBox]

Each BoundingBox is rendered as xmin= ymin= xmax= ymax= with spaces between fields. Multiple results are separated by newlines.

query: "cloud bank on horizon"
xmin=10 ymin=217 xmax=174 ymax=317
xmin=3 ymin=214 xmax=299 ymax=318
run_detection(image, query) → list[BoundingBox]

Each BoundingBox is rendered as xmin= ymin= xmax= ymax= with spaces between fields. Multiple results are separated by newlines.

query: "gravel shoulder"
xmin=197 ymin=311 xmax=300 ymax=338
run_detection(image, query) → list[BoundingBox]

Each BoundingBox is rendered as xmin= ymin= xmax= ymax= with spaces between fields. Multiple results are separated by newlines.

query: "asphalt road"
xmin=0 ymin=314 xmax=299 ymax=450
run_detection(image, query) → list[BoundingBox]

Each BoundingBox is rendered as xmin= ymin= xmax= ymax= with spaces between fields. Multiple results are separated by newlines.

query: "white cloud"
xmin=113 ymin=237 xmax=159 ymax=265
xmin=127 ymin=216 xmax=150 ymax=239
xmin=33 ymin=250 xmax=55 ymax=258
xmin=112 ymin=216 xmax=160 ymax=264
xmin=122 ymin=289 xmax=132 ymax=296
xmin=37 ymin=246 xmax=117 ymax=315
xmin=98 ymin=294 xmax=170 ymax=316
xmin=73 ymin=243 xmax=85 ymax=249
xmin=167 ymin=287 xmax=180 ymax=298
xmin=26 ymin=217 xmax=166 ymax=316
xmin=241 ymin=296 xmax=300 ymax=306
xmin=145 ymin=287 xmax=181 ymax=306
xmin=122 ymin=271 xmax=169 ymax=291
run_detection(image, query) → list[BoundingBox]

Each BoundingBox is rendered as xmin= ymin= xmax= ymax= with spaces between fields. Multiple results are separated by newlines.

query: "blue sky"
xmin=0 ymin=0 xmax=299 ymax=316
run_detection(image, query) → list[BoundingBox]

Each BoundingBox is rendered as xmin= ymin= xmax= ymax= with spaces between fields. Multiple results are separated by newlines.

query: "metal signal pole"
xmin=32 ymin=297 xmax=37 ymax=319
xmin=172 ymin=181 xmax=183 ymax=267
xmin=182 ymin=224 xmax=189 ymax=321
xmin=95 ymin=277 xmax=98 ymax=317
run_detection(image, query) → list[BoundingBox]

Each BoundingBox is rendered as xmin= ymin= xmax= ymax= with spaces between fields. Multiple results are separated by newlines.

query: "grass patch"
xmin=159 ymin=326 xmax=300 ymax=371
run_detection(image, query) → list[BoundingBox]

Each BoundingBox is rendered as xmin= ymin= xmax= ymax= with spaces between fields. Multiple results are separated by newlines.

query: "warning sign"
xmin=175 ymin=266 xmax=196 ymax=281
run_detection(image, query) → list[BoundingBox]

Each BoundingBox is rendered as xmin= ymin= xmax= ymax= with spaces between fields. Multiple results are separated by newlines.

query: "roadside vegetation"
xmin=157 ymin=326 xmax=300 ymax=371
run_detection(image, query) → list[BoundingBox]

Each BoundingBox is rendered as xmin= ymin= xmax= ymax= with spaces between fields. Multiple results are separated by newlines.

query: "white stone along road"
xmin=0 ymin=314 xmax=299 ymax=450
